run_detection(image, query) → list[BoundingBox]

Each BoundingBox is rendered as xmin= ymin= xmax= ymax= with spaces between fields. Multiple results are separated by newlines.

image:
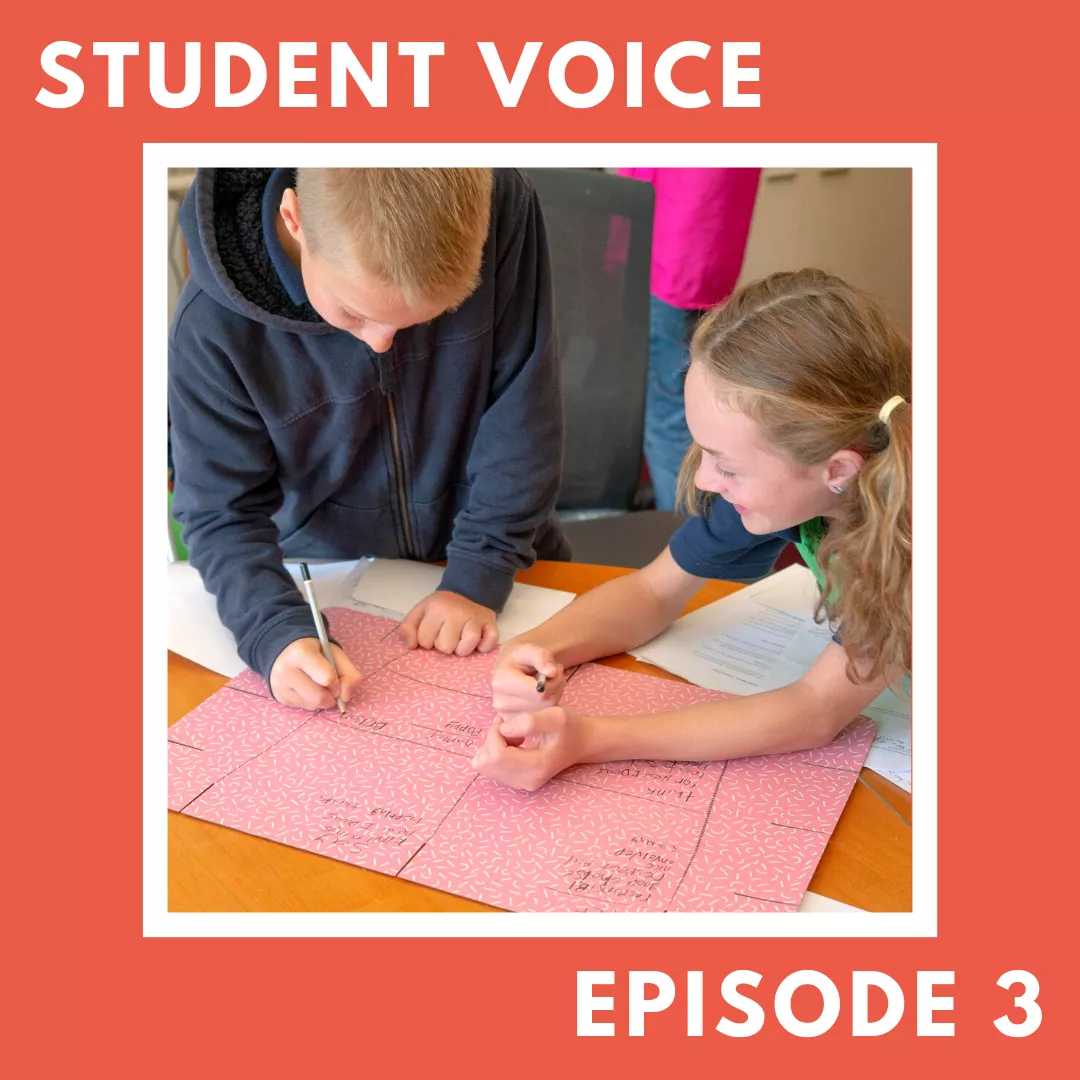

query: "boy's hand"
xmin=398 ymin=590 xmax=498 ymax=655
xmin=492 ymin=642 xmax=565 ymax=714
xmin=269 ymin=639 xmax=363 ymax=710
xmin=470 ymin=707 xmax=588 ymax=791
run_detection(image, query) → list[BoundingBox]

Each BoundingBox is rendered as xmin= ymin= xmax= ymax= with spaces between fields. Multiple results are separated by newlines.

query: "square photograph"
xmin=159 ymin=155 xmax=919 ymax=923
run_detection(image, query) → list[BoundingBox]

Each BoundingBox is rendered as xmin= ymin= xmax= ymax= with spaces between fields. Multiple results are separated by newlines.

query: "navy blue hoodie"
xmin=169 ymin=167 xmax=569 ymax=681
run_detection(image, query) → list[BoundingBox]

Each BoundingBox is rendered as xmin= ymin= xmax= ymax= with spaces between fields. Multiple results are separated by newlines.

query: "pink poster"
xmin=169 ymin=608 xmax=874 ymax=911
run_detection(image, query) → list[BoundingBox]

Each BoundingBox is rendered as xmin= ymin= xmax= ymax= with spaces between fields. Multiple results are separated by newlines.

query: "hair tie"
xmin=878 ymin=395 xmax=906 ymax=424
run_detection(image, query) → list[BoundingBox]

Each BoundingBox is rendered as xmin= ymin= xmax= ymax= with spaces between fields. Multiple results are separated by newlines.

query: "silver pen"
xmin=299 ymin=563 xmax=346 ymax=714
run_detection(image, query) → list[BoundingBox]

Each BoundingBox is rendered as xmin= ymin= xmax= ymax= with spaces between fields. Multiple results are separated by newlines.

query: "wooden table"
xmin=169 ymin=562 xmax=912 ymax=912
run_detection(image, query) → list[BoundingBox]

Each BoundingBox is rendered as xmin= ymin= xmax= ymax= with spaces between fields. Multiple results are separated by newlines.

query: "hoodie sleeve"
xmin=438 ymin=173 xmax=565 ymax=612
xmin=168 ymin=291 xmax=333 ymax=682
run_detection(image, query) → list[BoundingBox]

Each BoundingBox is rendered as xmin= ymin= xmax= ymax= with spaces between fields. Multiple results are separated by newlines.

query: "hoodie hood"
xmin=179 ymin=167 xmax=335 ymax=335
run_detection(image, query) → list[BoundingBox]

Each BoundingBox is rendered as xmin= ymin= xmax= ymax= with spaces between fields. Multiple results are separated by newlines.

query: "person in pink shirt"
xmin=619 ymin=168 xmax=760 ymax=509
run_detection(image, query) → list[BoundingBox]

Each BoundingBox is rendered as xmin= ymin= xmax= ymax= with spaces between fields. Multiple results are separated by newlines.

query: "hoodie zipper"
xmin=379 ymin=354 xmax=415 ymax=558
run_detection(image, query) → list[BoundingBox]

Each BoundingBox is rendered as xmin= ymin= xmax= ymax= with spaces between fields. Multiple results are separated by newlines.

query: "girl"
xmin=471 ymin=268 xmax=911 ymax=791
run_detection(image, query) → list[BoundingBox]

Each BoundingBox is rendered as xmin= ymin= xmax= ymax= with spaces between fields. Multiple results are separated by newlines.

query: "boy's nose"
xmin=358 ymin=326 xmax=397 ymax=353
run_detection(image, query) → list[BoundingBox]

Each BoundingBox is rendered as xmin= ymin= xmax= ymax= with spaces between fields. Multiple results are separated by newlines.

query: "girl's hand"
xmin=491 ymin=643 xmax=566 ymax=715
xmin=470 ymin=706 xmax=588 ymax=791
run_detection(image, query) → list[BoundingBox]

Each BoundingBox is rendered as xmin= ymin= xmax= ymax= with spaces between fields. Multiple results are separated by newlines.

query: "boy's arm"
xmin=168 ymin=308 xmax=332 ymax=682
xmin=438 ymin=176 xmax=564 ymax=613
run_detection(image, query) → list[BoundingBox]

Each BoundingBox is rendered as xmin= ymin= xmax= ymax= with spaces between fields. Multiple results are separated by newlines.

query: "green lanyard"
xmin=796 ymin=518 xmax=912 ymax=688
xmin=794 ymin=517 xmax=828 ymax=591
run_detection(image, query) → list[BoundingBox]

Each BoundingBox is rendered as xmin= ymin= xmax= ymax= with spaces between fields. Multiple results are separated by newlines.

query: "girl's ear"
xmin=824 ymin=449 xmax=864 ymax=492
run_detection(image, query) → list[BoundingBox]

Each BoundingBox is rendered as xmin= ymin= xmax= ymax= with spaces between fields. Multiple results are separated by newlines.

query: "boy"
xmin=169 ymin=168 xmax=569 ymax=711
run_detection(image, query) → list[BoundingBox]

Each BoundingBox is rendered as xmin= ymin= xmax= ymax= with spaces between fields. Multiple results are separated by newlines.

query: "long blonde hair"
xmin=677 ymin=269 xmax=912 ymax=688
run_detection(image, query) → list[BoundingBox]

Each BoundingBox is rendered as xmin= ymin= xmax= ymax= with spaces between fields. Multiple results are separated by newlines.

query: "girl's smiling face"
xmin=684 ymin=361 xmax=860 ymax=534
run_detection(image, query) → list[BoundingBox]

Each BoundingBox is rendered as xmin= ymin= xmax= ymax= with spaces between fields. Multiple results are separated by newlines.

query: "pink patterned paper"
xmin=351 ymin=668 xmax=498 ymax=757
xmin=168 ymin=688 xmax=310 ymax=810
xmin=186 ymin=718 xmax=476 ymax=875
xmin=386 ymin=641 xmax=499 ymax=697
xmin=327 ymin=609 xmax=413 ymax=676
xmin=224 ymin=668 xmax=271 ymax=699
xmin=562 ymin=661 xmax=721 ymax=715
xmin=399 ymin=777 xmax=703 ymax=911
xmin=169 ymin=607 xmax=875 ymax=911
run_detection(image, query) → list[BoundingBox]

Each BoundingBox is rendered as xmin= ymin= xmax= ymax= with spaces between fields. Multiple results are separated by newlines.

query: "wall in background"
xmin=739 ymin=168 xmax=912 ymax=334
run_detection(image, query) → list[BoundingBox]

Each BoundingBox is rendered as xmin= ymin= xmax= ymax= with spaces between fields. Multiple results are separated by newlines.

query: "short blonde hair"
xmin=295 ymin=168 xmax=494 ymax=307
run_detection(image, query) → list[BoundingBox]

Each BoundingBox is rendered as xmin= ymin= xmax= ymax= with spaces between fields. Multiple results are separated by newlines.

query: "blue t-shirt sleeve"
xmin=668 ymin=497 xmax=796 ymax=581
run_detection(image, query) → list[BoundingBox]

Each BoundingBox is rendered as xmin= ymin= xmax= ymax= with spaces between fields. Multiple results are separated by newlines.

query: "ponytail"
xmin=818 ymin=402 xmax=912 ymax=688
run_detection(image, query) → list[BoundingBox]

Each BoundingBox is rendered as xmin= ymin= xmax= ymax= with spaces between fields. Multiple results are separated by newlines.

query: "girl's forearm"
xmin=581 ymin=682 xmax=853 ymax=764
xmin=511 ymin=571 xmax=691 ymax=667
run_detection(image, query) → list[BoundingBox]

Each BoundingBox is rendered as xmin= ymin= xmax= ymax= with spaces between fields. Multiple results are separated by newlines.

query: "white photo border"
xmin=144 ymin=142 xmax=936 ymax=938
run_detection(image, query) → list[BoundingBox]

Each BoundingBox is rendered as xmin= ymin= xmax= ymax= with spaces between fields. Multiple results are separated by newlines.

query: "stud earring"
xmin=830 ymin=485 xmax=844 ymax=494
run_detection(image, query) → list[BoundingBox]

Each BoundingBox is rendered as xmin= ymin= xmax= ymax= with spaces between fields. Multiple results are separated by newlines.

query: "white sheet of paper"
xmin=351 ymin=558 xmax=576 ymax=641
xmin=796 ymin=891 xmax=864 ymax=913
xmin=862 ymin=689 xmax=913 ymax=773
xmin=632 ymin=566 xmax=827 ymax=693
xmin=168 ymin=559 xmax=371 ymax=677
xmin=631 ymin=565 xmax=912 ymax=788
xmin=876 ymin=769 xmax=912 ymax=793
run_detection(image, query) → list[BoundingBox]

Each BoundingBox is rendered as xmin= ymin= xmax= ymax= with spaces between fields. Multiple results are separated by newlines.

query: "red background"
xmin=8 ymin=0 xmax=1075 ymax=1073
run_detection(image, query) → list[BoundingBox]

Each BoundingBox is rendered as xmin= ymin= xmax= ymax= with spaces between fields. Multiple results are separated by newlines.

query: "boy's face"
xmin=299 ymin=251 xmax=448 ymax=354
xmin=278 ymin=190 xmax=449 ymax=354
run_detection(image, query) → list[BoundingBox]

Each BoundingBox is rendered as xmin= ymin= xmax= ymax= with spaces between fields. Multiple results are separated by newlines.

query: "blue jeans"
xmin=644 ymin=295 xmax=701 ymax=511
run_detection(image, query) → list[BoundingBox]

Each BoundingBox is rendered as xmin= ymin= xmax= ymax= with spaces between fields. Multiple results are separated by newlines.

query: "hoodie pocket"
xmin=278 ymin=500 xmax=401 ymax=559
xmin=412 ymin=484 xmax=472 ymax=559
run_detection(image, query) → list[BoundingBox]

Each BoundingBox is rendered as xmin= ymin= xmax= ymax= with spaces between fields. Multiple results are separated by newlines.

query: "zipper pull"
xmin=377 ymin=353 xmax=395 ymax=396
